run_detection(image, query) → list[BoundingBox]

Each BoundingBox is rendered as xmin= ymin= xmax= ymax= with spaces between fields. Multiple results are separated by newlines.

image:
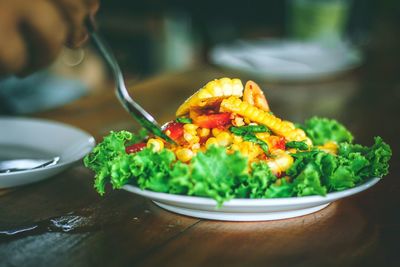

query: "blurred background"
xmin=0 ymin=0 xmax=399 ymax=119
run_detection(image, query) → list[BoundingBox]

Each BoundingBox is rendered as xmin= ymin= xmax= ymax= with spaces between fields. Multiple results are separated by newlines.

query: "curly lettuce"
xmin=83 ymin=131 xmax=133 ymax=195
xmin=84 ymin=125 xmax=392 ymax=204
xmin=301 ymin=117 xmax=353 ymax=145
xmin=287 ymin=136 xmax=392 ymax=193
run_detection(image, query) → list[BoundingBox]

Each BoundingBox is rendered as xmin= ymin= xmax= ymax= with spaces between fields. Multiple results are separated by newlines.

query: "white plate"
xmin=123 ymin=178 xmax=380 ymax=221
xmin=210 ymin=39 xmax=362 ymax=81
xmin=0 ymin=117 xmax=95 ymax=188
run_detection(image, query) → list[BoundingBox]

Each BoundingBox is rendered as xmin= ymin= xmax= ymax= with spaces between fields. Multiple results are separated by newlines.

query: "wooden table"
xmin=0 ymin=65 xmax=399 ymax=267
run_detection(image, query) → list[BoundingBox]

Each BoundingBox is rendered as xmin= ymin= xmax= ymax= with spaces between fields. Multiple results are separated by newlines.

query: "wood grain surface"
xmin=0 ymin=62 xmax=399 ymax=267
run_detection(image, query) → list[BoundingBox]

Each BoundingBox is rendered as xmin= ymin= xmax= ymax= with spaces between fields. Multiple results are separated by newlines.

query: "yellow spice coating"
xmin=220 ymin=96 xmax=307 ymax=142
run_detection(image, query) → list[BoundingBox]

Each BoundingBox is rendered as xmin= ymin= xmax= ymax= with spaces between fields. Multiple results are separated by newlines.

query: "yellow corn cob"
xmin=220 ymin=96 xmax=306 ymax=141
xmin=176 ymin=78 xmax=243 ymax=116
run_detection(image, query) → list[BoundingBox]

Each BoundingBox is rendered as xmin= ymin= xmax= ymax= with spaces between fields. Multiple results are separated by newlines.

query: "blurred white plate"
xmin=210 ymin=39 xmax=362 ymax=81
xmin=123 ymin=177 xmax=380 ymax=221
xmin=0 ymin=117 xmax=95 ymax=188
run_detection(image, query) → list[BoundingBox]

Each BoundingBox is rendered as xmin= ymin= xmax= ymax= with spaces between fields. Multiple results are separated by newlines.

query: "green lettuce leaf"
xmin=189 ymin=145 xmax=249 ymax=204
xmin=302 ymin=117 xmax=353 ymax=145
xmin=338 ymin=136 xmax=392 ymax=178
xmin=236 ymin=161 xmax=277 ymax=198
xmin=84 ymin=130 xmax=133 ymax=195
xmin=265 ymin=179 xmax=294 ymax=198
xmin=132 ymin=148 xmax=176 ymax=193
xmin=85 ymin=130 xmax=391 ymax=204
xmin=292 ymin=163 xmax=327 ymax=196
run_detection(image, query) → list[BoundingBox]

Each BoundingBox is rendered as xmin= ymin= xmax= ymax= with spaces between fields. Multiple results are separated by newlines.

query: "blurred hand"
xmin=0 ymin=0 xmax=99 ymax=76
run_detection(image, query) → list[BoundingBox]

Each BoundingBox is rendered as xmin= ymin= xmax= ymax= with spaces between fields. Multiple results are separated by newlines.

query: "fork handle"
xmin=85 ymin=18 xmax=176 ymax=144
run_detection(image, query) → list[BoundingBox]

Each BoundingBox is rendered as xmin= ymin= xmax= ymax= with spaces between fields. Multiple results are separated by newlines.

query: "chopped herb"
xmin=286 ymin=141 xmax=309 ymax=150
xmin=230 ymin=125 xmax=270 ymax=135
xmin=176 ymin=117 xmax=192 ymax=124
xmin=230 ymin=126 xmax=270 ymax=154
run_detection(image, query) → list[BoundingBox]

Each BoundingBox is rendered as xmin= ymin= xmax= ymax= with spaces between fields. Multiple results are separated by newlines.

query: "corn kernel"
xmin=184 ymin=132 xmax=194 ymax=142
xmin=255 ymin=132 xmax=270 ymax=142
xmin=205 ymin=137 xmax=218 ymax=148
xmin=184 ymin=133 xmax=200 ymax=144
xmin=176 ymin=148 xmax=194 ymax=162
xmin=282 ymin=120 xmax=295 ymax=130
xmin=147 ymin=138 xmax=164 ymax=152
xmin=232 ymin=135 xmax=243 ymax=144
xmin=244 ymin=118 xmax=251 ymax=124
xmin=230 ymin=144 xmax=240 ymax=151
xmin=232 ymin=116 xmax=245 ymax=127
xmin=191 ymin=143 xmax=200 ymax=150
xmin=212 ymin=128 xmax=223 ymax=137
xmin=184 ymin=123 xmax=198 ymax=132
xmin=198 ymin=127 xmax=210 ymax=137
xmin=216 ymin=132 xmax=232 ymax=146
xmin=275 ymin=152 xmax=293 ymax=171
xmin=267 ymin=151 xmax=294 ymax=175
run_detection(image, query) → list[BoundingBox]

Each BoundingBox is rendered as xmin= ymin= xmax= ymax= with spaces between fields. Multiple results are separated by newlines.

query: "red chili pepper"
xmin=193 ymin=112 xmax=231 ymax=129
xmin=164 ymin=122 xmax=184 ymax=141
xmin=273 ymin=137 xmax=286 ymax=150
xmin=125 ymin=143 xmax=147 ymax=154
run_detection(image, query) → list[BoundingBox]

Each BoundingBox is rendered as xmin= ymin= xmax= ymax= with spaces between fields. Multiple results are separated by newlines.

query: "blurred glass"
xmin=288 ymin=0 xmax=351 ymax=44
xmin=157 ymin=10 xmax=198 ymax=72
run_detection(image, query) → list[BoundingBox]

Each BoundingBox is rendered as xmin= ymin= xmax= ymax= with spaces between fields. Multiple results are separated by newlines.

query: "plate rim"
xmin=123 ymin=177 xmax=381 ymax=207
xmin=0 ymin=116 xmax=95 ymax=178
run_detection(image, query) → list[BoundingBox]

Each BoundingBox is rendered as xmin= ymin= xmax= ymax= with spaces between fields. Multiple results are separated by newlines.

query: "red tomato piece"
xmin=164 ymin=122 xmax=184 ymax=141
xmin=193 ymin=113 xmax=231 ymax=129
xmin=125 ymin=143 xmax=147 ymax=154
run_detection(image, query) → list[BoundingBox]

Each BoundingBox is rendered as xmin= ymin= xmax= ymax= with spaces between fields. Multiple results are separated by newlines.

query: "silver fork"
xmin=85 ymin=19 xmax=175 ymax=144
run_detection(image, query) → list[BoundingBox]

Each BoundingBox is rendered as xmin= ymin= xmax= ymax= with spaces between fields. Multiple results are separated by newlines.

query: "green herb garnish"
xmin=230 ymin=125 xmax=270 ymax=154
xmin=176 ymin=117 xmax=192 ymax=124
xmin=230 ymin=125 xmax=270 ymax=135
xmin=286 ymin=141 xmax=309 ymax=150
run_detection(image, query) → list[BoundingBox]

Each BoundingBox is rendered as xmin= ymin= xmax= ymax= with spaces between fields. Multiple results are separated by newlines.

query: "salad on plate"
xmin=84 ymin=78 xmax=392 ymax=205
